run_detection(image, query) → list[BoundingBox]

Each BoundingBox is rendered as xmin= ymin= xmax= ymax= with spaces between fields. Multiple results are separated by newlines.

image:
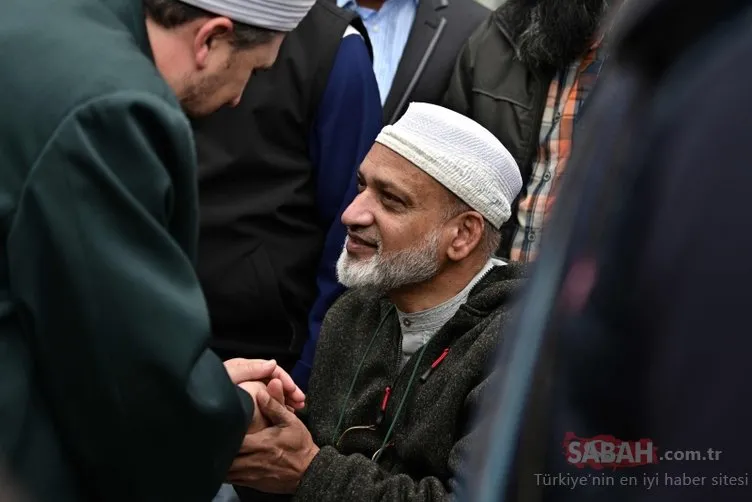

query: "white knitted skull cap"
xmin=375 ymin=102 xmax=523 ymax=229
xmin=179 ymin=0 xmax=315 ymax=32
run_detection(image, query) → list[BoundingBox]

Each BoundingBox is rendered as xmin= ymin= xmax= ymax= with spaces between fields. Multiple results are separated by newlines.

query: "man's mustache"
xmin=347 ymin=230 xmax=380 ymax=248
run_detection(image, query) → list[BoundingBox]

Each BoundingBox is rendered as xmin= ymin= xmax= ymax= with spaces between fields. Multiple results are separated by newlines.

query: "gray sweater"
xmin=296 ymin=264 xmax=526 ymax=502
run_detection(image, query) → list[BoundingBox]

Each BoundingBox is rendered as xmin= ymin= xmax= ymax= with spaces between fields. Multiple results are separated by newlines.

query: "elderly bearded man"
xmin=225 ymin=103 xmax=525 ymax=501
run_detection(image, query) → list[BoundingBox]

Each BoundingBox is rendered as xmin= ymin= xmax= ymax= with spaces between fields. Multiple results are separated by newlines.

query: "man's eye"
xmin=356 ymin=181 xmax=366 ymax=192
xmin=382 ymin=192 xmax=403 ymax=205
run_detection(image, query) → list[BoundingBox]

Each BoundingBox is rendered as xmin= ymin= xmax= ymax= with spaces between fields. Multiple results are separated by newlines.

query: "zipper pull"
xmin=376 ymin=386 xmax=391 ymax=425
xmin=420 ymin=348 xmax=450 ymax=383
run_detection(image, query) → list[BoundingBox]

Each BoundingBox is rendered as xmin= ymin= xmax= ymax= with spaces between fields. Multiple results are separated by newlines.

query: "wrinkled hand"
xmin=227 ymin=387 xmax=319 ymax=494
xmin=224 ymin=358 xmax=306 ymax=410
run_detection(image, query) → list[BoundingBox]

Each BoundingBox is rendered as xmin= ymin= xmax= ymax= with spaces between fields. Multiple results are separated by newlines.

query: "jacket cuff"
xmin=295 ymin=445 xmax=339 ymax=500
xmin=235 ymin=387 xmax=254 ymax=428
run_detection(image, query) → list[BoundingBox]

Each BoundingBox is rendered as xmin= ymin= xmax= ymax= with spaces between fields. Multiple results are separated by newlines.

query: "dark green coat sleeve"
xmin=7 ymin=91 xmax=251 ymax=501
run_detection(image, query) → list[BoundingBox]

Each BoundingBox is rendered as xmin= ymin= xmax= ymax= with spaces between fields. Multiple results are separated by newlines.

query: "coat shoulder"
xmin=0 ymin=4 xmax=182 ymax=214
xmin=447 ymin=0 xmax=491 ymax=24
xmin=464 ymin=11 xmax=507 ymax=52
xmin=444 ymin=0 xmax=491 ymax=39
xmin=0 ymin=3 xmax=178 ymax=156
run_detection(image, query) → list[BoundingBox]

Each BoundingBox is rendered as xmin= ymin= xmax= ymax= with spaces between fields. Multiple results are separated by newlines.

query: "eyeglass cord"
xmin=330 ymin=304 xmax=432 ymax=463
xmin=331 ymin=306 xmax=395 ymax=444
xmin=373 ymin=340 xmax=431 ymax=462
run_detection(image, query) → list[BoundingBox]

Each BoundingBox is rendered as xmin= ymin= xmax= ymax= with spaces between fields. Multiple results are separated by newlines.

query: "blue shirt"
xmin=289 ymin=29 xmax=382 ymax=391
xmin=337 ymin=0 xmax=418 ymax=104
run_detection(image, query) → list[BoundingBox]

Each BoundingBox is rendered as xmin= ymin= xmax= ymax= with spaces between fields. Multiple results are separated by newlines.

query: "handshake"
xmin=224 ymin=358 xmax=306 ymax=431
xmin=222 ymin=359 xmax=319 ymax=494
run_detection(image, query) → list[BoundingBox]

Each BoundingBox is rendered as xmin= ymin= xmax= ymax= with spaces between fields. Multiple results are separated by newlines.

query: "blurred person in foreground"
xmin=464 ymin=1 xmax=752 ymax=502
xmin=443 ymin=0 xmax=612 ymax=262
xmin=0 ymin=0 xmax=313 ymax=500
xmin=224 ymin=103 xmax=526 ymax=501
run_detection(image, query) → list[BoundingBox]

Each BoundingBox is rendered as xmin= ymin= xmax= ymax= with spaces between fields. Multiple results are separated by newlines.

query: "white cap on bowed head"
xmin=179 ymin=0 xmax=315 ymax=32
xmin=375 ymin=102 xmax=523 ymax=229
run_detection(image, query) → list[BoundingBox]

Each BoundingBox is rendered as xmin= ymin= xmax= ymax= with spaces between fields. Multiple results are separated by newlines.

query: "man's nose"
xmin=341 ymin=193 xmax=374 ymax=228
xmin=229 ymin=95 xmax=243 ymax=108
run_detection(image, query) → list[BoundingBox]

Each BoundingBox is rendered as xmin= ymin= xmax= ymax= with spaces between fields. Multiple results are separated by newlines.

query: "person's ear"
xmin=192 ymin=17 xmax=234 ymax=69
xmin=446 ymin=212 xmax=484 ymax=262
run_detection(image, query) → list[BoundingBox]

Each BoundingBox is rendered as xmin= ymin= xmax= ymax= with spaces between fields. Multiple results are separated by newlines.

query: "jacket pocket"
xmin=473 ymin=91 xmax=536 ymax=170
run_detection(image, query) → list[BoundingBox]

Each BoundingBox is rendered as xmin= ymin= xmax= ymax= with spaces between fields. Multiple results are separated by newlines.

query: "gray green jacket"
xmin=297 ymin=264 xmax=526 ymax=501
xmin=0 ymin=0 xmax=251 ymax=500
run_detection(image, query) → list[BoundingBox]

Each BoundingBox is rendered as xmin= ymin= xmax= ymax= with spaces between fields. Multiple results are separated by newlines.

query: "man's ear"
xmin=193 ymin=17 xmax=234 ymax=69
xmin=446 ymin=212 xmax=484 ymax=262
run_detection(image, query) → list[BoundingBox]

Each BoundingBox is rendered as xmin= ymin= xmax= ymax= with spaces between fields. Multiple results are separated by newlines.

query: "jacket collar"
xmin=493 ymin=7 xmax=521 ymax=54
xmin=372 ymin=262 xmax=526 ymax=355
xmin=462 ymin=263 xmax=527 ymax=315
xmin=377 ymin=262 xmax=527 ymax=322
xmin=103 ymin=0 xmax=154 ymax=61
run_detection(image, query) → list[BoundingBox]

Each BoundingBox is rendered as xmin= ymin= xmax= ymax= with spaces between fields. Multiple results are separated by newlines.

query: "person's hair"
xmin=443 ymin=196 xmax=502 ymax=258
xmin=143 ymin=0 xmax=280 ymax=49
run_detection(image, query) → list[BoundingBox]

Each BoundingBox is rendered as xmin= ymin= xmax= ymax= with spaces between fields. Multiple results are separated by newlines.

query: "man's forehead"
xmin=360 ymin=144 xmax=437 ymax=191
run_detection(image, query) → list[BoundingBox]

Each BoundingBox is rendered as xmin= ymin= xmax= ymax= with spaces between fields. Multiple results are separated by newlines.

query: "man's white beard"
xmin=336 ymin=229 xmax=442 ymax=292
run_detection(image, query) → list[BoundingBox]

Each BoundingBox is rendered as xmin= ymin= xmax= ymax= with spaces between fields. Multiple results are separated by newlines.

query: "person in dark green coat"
xmin=0 ymin=0 xmax=314 ymax=500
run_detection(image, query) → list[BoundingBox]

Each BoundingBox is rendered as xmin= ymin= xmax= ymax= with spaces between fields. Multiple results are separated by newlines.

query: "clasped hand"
xmin=223 ymin=358 xmax=306 ymax=430
xmin=223 ymin=358 xmax=319 ymax=494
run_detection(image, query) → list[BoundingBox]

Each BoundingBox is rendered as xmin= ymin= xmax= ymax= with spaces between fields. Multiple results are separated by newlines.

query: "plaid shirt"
xmin=509 ymin=45 xmax=604 ymax=262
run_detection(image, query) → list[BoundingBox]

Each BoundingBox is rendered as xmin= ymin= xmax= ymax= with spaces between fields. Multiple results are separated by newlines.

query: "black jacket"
xmin=193 ymin=2 xmax=369 ymax=366
xmin=443 ymin=11 xmax=555 ymax=255
xmin=382 ymin=0 xmax=489 ymax=124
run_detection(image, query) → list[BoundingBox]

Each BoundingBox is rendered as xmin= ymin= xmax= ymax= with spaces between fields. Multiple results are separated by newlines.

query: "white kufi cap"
xmin=376 ymin=103 xmax=523 ymax=229
xmin=179 ymin=0 xmax=315 ymax=32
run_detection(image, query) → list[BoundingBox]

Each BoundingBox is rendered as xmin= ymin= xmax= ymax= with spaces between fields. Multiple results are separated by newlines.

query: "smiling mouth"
xmin=348 ymin=233 xmax=378 ymax=248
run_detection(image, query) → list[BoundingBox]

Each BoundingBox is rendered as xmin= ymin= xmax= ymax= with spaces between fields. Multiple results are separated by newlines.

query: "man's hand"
xmin=227 ymin=387 xmax=320 ymax=494
xmin=237 ymin=381 xmax=271 ymax=434
xmin=224 ymin=358 xmax=306 ymax=410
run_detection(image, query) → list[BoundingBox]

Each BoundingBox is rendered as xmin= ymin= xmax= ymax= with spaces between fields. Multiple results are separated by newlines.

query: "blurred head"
xmin=144 ymin=0 xmax=285 ymax=116
xmin=500 ymin=0 xmax=609 ymax=71
xmin=337 ymin=103 xmax=522 ymax=293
